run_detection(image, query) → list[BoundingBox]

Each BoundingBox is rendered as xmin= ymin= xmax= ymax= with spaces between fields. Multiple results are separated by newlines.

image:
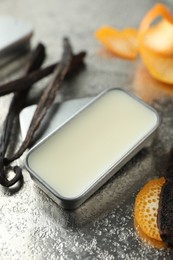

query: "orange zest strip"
xmin=139 ymin=3 xmax=173 ymax=37
xmin=139 ymin=4 xmax=173 ymax=84
xmin=95 ymin=4 xmax=173 ymax=83
xmin=95 ymin=26 xmax=138 ymax=60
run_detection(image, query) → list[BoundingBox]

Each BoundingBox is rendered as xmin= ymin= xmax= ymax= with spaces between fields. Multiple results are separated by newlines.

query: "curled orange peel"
xmin=95 ymin=26 xmax=138 ymax=60
xmin=138 ymin=3 xmax=173 ymax=37
xmin=95 ymin=4 xmax=173 ymax=84
xmin=139 ymin=4 xmax=173 ymax=84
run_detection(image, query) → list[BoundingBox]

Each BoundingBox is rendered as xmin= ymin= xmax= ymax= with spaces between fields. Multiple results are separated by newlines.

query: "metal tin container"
xmin=25 ymin=88 xmax=160 ymax=209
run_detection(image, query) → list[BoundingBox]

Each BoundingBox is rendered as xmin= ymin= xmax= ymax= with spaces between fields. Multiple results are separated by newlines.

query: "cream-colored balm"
xmin=25 ymin=89 xmax=159 ymax=208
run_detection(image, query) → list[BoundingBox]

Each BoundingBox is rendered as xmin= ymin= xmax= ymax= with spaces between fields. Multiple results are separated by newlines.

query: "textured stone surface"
xmin=1 ymin=0 xmax=173 ymax=259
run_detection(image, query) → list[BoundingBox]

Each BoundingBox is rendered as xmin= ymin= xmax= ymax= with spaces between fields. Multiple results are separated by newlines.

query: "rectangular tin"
xmin=25 ymin=88 xmax=160 ymax=209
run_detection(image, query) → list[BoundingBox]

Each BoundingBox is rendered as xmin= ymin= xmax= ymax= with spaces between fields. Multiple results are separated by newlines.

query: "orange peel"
xmin=95 ymin=4 xmax=173 ymax=84
xmin=95 ymin=26 xmax=138 ymax=60
xmin=139 ymin=4 xmax=173 ymax=37
xmin=139 ymin=46 xmax=173 ymax=84
xmin=139 ymin=4 xmax=173 ymax=84
xmin=134 ymin=177 xmax=165 ymax=241
xmin=134 ymin=218 xmax=166 ymax=249
xmin=142 ymin=19 xmax=173 ymax=56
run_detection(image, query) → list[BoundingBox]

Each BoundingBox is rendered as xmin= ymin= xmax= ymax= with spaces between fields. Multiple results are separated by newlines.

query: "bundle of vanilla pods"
xmin=0 ymin=37 xmax=86 ymax=187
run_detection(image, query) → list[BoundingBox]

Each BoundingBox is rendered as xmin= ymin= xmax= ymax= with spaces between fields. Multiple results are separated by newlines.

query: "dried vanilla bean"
xmin=1 ymin=38 xmax=86 ymax=188
xmin=0 ymin=51 xmax=86 ymax=96
xmin=0 ymin=43 xmax=46 ymax=187
xmin=6 ymin=37 xmax=85 ymax=164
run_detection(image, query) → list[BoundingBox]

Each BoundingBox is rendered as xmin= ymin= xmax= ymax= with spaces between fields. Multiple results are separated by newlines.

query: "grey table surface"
xmin=1 ymin=0 xmax=173 ymax=259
